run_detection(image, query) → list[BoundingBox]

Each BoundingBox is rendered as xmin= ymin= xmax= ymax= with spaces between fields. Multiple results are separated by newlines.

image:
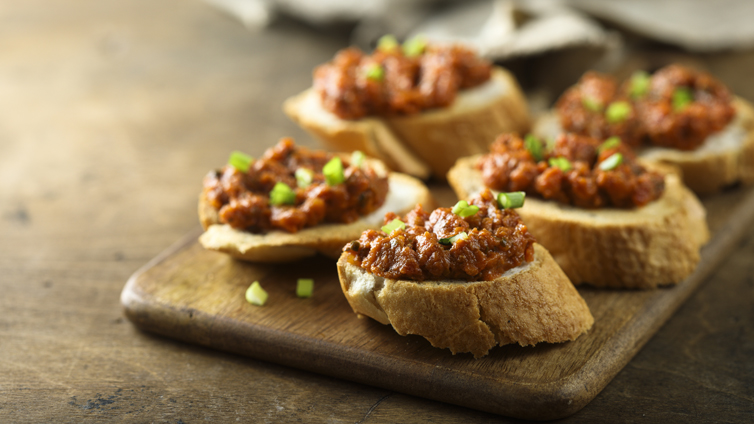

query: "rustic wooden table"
xmin=2 ymin=1 xmax=753 ymax=422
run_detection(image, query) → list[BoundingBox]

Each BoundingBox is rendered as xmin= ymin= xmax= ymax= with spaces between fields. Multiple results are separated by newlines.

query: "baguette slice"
xmin=283 ymin=67 xmax=530 ymax=179
xmin=337 ymin=243 xmax=594 ymax=358
xmin=448 ymin=156 xmax=710 ymax=289
xmin=534 ymin=97 xmax=754 ymax=195
xmin=199 ymin=172 xmax=432 ymax=262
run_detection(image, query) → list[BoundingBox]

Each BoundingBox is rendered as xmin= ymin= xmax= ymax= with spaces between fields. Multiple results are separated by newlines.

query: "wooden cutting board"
xmin=121 ymin=186 xmax=754 ymax=420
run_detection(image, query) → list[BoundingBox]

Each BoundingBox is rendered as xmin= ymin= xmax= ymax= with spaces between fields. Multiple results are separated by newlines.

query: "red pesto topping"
xmin=203 ymin=138 xmax=388 ymax=233
xmin=477 ymin=133 xmax=665 ymax=209
xmin=313 ymin=44 xmax=491 ymax=120
xmin=344 ymin=189 xmax=536 ymax=282
xmin=556 ymin=64 xmax=735 ymax=151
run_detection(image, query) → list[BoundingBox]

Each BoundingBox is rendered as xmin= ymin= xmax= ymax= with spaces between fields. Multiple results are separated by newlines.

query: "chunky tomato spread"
xmin=556 ymin=64 xmax=735 ymax=151
xmin=203 ymin=138 xmax=389 ymax=233
xmin=477 ymin=133 xmax=665 ymax=208
xmin=343 ymin=190 xmax=535 ymax=282
xmin=313 ymin=43 xmax=491 ymax=120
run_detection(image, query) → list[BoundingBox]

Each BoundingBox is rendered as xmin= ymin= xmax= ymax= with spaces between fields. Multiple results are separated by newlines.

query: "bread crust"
xmin=337 ymin=244 xmax=594 ymax=358
xmin=447 ymin=155 xmax=710 ymax=289
xmin=199 ymin=172 xmax=433 ymax=262
xmin=283 ymin=67 xmax=530 ymax=179
xmin=533 ymin=97 xmax=754 ymax=195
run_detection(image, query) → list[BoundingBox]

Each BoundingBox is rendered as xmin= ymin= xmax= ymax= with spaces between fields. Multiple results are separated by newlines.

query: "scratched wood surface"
xmin=3 ymin=0 xmax=754 ymax=422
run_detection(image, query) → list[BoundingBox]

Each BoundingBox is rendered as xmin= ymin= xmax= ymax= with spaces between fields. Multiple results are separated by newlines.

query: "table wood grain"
xmin=2 ymin=0 xmax=753 ymax=422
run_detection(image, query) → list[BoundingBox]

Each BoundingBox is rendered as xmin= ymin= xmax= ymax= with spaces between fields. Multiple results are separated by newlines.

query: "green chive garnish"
xmin=451 ymin=200 xmax=479 ymax=218
xmin=546 ymin=137 xmax=556 ymax=153
xmin=549 ymin=157 xmax=573 ymax=172
xmin=497 ymin=192 xmax=526 ymax=209
xmin=381 ymin=218 xmax=405 ymax=234
xmin=598 ymin=136 xmax=621 ymax=152
xmin=672 ymin=87 xmax=694 ymax=111
xmin=351 ymin=150 xmax=365 ymax=168
xmin=605 ymin=101 xmax=631 ymax=124
xmin=582 ymin=96 xmax=603 ymax=112
xmin=377 ymin=34 xmax=399 ymax=52
xmin=323 ymin=157 xmax=345 ymax=186
xmin=402 ymin=35 xmax=426 ymax=57
xmin=599 ymin=153 xmax=623 ymax=171
xmin=269 ymin=182 xmax=296 ymax=206
xmin=295 ymin=168 xmax=313 ymax=188
xmin=524 ymin=134 xmax=544 ymax=162
xmin=439 ymin=231 xmax=469 ymax=245
xmin=629 ymin=71 xmax=650 ymax=99
xmin=228 ymin=151 xmax=253 ymax=173
xmin=245 ymin=281 xmax=268 ymax=306
xmin=296 ymin=278 xmax=314 ymax=298
xmin=365 ymin=63 xmax=384 ymax=81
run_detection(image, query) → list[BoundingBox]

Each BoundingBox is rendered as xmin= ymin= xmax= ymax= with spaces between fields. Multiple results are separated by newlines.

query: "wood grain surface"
xmin=2 ymin=0 xmax=754 ymax=422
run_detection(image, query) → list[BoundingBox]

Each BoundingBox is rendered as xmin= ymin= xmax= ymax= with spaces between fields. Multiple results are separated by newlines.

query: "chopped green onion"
xmin=364 ymin=63 xmax=384 ymax=81
xmin=545 ymin=137 xmax=556 ymax=152
xmin=377 ymin=34 xmax=399 ymax=52
xmin=629 ymin=70 xmax=650 ymax=99
xmin=228 ymin=151 xmax=253 ymax=173
xmin=605 ymin=101 xmax=631 ymax=124
xmin=524 ymin=134 xmax=544 ymax=161
xmin=323 ymin=157 xmax=345 ymax=186
xmin=582 ymin=96 xmax=603 ymax=112
xmin=402 ymin=35 xmax=426 ymax=57
xmin=599 ymin=153 xmax=623 ymax=171
xmin=549 ymin=157 xmax=573 ymax=172
xmin=672 ymin=87 xmax=694 ymax=111
xmin=598 ymin=136 xmax=622 ymax=152
xmin=497 ymin=191 xmax=526 ymax=209
xmin=245 ymin=281 xmax=268 ymax=306
xmin=296 ymin=278 xmax=314 ymax=298
xmin=451 ymin=200 xmax=479 ymax=218
xmin=269 ymin=182 xmax=296 ymax=205
xmin=439 ymin=231 xmax=469 ymax=245
xmin=381 ymin=218 xmax=405 ymax=234
xmin=351 ymin=150 xmax=365 ymax=168
xmin=295 ymin=168 xmax=313 ymax=188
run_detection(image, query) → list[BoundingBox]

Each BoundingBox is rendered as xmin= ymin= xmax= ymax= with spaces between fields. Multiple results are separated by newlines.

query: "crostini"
xmin=199 ymin=138 xmax=432 ymax=262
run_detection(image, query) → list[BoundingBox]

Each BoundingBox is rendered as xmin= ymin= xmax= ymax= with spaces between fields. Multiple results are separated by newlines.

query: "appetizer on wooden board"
xmin=284 ymin=35 xmax=530 ymax=179
xmin=337 ymin=189 xmax=594 ymax=358
xmin=198 ymin=138 xmax=432 ymax=262
xmin=448 ymin=133 xmax=709 ymax=289
xmin=534 ymin=64 xmax=754 ymax=194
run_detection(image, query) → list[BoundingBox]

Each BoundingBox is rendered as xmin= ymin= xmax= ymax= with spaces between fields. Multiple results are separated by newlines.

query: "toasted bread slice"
xmin=533 ymin=97 xmax=754 ymax=195
xmin=337 ymin=243 xmax=594 ymax=358
xmin=448 ymin=155 xmax=710 ymax=289
xmin=199 ymin=172 xmax=432 ymax=262
xmin=283 ymin=67 xmax=530 ymax=179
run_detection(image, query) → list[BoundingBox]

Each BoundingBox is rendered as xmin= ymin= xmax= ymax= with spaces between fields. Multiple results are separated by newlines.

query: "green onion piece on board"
xmin=672 ymin=87 xmax=694 ymax=111
xmin=599 ymin=153 xmax=623 ymax=171
xmin=629 ymin=71 xmax=650 ymax=99
xmin=381 ymin=218 xmax=405 ymax=234
xmin=364 ymin=63 xmax=384 ymax=81
xmin=598 ymin=136 xmax=622 ymax=152
xmin=451 ymin=200 xmax=479 ymax=218
xmin=295 ymin=168 xmax=313 ymax=188
xmin=296 ymin=278 xmax=314 ymax=298
xmin=402 ymin=35 xmax=427 ymax=57
xmin=524 ymin=134 xmax=544 ymax=161
xmin=269 ymin=182 xmax=296 ymax=205
xmin=228 ymin=151 xmax=253 ymax=173
xmin=582 ymin=96 xmax=603 ymax=112
xmin=377 ymin=34 xmax=399 ymax=52
xmin=245 ymin=281 xmax=268 ymax=306
xmin=497 ymin=192 xmax=526 ymax=209
xmin=439 ymin=231 xmax=469 ymax=245
xmin=605 ymin=101 xmax=631 ymax=124
xmin=323 ymin=157 xmax=345 ymax=186
xmin=549 ymin=157 xmax=573 ymax=172
xmin=351 ymin=150 xmax=365 ymax=168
